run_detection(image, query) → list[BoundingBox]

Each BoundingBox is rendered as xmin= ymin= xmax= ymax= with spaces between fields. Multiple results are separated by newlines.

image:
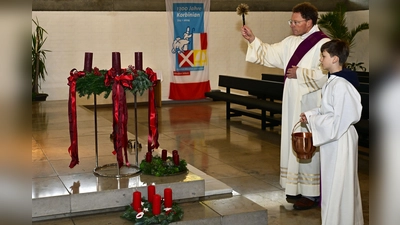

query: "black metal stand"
xmin=133 ymin=93 xmax=141 ymax=166
xmin=92 ymin=94 xmax=141 ymax=178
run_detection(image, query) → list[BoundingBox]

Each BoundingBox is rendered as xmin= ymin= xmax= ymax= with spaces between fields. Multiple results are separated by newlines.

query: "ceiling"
xmin=32 ymin=0 xmax=369 ymax=12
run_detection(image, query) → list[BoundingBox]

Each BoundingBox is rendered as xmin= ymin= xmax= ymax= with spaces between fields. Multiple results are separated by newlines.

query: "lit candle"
xmin=134 ymin=52 xmax=143 ymax=71
xmin=145 ymin=151 xmax=152 ymax=162
xmin=112 ymin=52 xmax=121 ymax=75
xmin=164 ymin=188 xmax=173 ymax=208
xmin=84 ymin=52 xmax=93 ymax=72
xmin=147 ymin=184 xmax=155 ymax=203
xmin=132 ymin=190 xmax=142 ymax=212
xmin=162 ymin=149 xmax=167 ymax=161
xmin=152 ymin=194 xmax=161 ymax=215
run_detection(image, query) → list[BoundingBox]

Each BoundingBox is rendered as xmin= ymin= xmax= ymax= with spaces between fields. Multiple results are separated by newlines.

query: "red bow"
xmin=146 ymin=67 xmax=160 ymax=152
xmin=105 ymin=68 xmax=133 ymax=168
xmin=67 ymin=69 xmax=86 ymax=168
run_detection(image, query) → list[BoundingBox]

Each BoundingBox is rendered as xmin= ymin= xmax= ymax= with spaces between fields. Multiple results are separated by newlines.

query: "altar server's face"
xmin=320 ymin=50 xmax=336 ymax=71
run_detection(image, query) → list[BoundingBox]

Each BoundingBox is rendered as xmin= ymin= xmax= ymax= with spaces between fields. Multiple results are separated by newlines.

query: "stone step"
xmin=32 ymin=171 xmax=206 ymax=220
xmin=33 ymin=182 xmax=267 ymax=225
xmin=32 ymin=167 xmax=233 ymax=220
xmin=172 ymin=196 xmax=268 ymax=225
xmin=110 ymin=195 xmax=268 ymax=225
xmin=33 ymin=173 xmax=268 ymax=225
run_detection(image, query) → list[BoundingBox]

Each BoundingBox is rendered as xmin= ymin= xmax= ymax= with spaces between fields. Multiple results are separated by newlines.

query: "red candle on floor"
xmin=135 ymin=52 xmax=143 ymax=71
xmin=173 ymin=154 xmax=180 ymax=165
xmin=112 ymin=52 xmax=121 ymax=75
xmin=84 ymin=52 xmax=93 ymax=72
xmin=162 ymin=149 xmax=167 ymax=161
xmin=152 ymin=194 xmax=161 ymax=215
xmin=145 ymin=152 xmax=152 ymax=162
xmin=164 ymin=188 xmax=173 ymax=208
xmin=132 ymin=191 xmax=141 ymax=212
xmin=147 ymin=184 xmax=155 ymax=203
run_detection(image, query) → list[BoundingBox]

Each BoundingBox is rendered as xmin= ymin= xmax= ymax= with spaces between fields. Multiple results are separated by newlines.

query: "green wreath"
xmin=121 ymin=198 xmax=184 ymax=225
xmin=140 ymin=155 xmax=188 ymax=177
xmin=75 ymin=67 xmax=153 ymax=99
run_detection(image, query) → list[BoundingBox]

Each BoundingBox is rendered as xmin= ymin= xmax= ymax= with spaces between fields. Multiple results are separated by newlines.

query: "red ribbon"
xmin=105 ymin=69 xmax=133 ymax=168
xmin=67 ymin=69 xmax=86 ymax=168
xmin=146 ymin=68 xmax=159 ymax=152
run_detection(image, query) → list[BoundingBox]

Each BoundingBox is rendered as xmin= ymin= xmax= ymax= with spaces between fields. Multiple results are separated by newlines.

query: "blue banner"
xmin=166 ymin=0 xmax=210 ymax=100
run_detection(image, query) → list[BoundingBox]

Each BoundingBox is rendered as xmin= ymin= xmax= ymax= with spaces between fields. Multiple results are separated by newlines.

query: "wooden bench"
xmin=261 ymin=73 xmax=285 ymax=83
xmin=356 ymin=71 xmax=369 ymax=83
xmin=204 ymin=75 xmax=284 ymax=130
xmin=355 ymin=71 xmax=369 ymax=148
xmin=259 ymin=74 xmax=285 ymax=101
xmin=355 ymin=92 xmax=369 ymax=148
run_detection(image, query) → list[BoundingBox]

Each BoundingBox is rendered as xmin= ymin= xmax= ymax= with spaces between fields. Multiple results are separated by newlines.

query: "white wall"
xmin=32 ymin=10 xmax=369 ymax=104
xmin=345 ymin=10 xmax=369 ymax=68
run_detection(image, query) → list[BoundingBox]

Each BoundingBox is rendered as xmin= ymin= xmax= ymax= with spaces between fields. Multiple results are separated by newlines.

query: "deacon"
xmin=241 ymin=2 xmax=330 ymax=210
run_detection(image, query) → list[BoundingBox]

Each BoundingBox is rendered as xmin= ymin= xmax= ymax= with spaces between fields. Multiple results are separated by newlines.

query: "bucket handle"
xmin=292 ymin=121 xmax=311 ymax=135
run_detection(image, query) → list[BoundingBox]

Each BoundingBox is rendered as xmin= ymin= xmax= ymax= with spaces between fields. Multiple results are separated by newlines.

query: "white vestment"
xmin=304 ymin=75 xmax=363 ymax=225
xmin=246 ymin=25 xmax=330 ymax=196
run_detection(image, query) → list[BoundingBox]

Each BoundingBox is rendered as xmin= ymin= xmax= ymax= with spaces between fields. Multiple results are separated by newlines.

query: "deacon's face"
xmin=289 ymin=12 xmax=313 ymax=36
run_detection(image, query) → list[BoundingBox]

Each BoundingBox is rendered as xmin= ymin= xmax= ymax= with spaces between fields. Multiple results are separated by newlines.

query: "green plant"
xmin=32 ymin=18 xmax=51 ymax=95
xmin=346 ymin=62 xmax=367 ymax=72
xmin=317 ymin=3 xmax=369 ymax=71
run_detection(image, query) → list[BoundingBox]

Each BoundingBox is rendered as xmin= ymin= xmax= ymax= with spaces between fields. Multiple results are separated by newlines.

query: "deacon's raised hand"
xmin=241 ymin=25 xmax=255 ymax=43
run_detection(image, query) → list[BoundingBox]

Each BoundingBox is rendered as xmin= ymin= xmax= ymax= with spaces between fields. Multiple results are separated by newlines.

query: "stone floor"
xmin=32 ymin=100 xmax=369 ymax=224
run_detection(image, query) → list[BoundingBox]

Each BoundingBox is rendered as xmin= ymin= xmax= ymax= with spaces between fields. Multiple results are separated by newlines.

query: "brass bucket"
xmin=291 ymin=121 xmax=316 ymax=159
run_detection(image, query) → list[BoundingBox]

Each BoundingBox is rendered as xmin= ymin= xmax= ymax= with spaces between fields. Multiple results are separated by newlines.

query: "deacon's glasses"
xmin=288 ymin=19 xmax=306 ymax=26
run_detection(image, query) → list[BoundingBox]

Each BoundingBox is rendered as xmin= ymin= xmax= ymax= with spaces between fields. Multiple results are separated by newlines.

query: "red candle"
xmin=132 ymin=191 xmax=141 ymax=212
xmin=162 ymin=149 xmax=167 ymax=161
xmin=145 ymin=152 xmax=152 ymax=162
xmin=84 ymin=52 xmax=93 ymax=72
xmin=112 ymin=52 xmax=121 ymax=75
xmin=173 ymin=154 xmax=180 ymax=166
xmin=164 ymin=188 xmax=173 ymax=208
xmin=172 ymin=150 xmax=179 ymax=165
xmin=135 ymin=52 xmax=143 ymax=71
xmin=152 ymin=194 xmax=161 ymax=215
xmin=147 ymin=184 xmax=155 ymax=203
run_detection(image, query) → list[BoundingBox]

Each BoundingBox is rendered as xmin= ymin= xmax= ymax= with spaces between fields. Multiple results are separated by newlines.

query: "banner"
xmin=166 ymin=0 xmax=211 ymax=100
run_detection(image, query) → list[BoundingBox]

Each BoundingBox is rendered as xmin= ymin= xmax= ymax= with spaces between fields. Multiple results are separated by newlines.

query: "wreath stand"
xmin=68 ymin=52 xmax=155 ymax=178
xmin=92 ymin=92 xmax=142 ymax=178
xmin=92 ymin=52 xmax=145 ymax=178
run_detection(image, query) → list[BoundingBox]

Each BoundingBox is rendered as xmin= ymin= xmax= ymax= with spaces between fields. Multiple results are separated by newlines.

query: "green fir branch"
xmin=75 ymin=67 xmax=153 ymax=99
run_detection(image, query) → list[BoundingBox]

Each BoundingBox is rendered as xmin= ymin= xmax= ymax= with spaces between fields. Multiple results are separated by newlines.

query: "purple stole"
xmin=284 ymin=31 xmax=328 ymax=81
